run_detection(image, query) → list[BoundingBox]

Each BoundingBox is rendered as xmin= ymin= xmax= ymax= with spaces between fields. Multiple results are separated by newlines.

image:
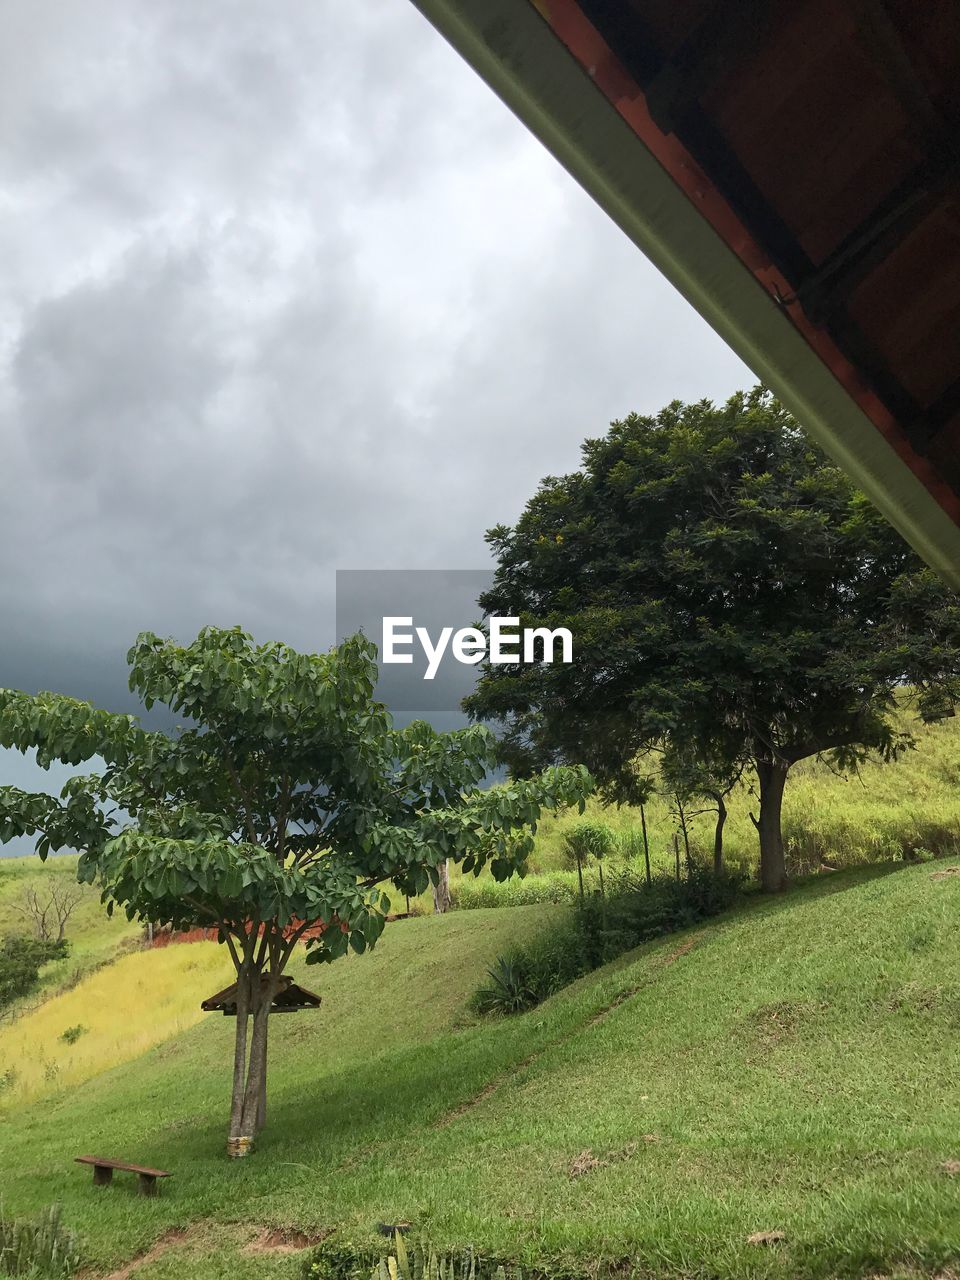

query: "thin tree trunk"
xmin=598 ymin=861 xmax=605 ymax=898
xmin=227 ymin=926 xmax=279 ymax=1157
xmin=713 ymin=794 xmax=727 ymax=875
xmin=228 ymin=964 xmax=251 ymax=1152
xmin=433 ymin=858 xmax=451 ymax=913
xmin=255 ymin=1015 xmax=269 ymax=1133
xmin=673 ymin=833 xmax=680 ymax=881
xmin=238 ymin=983 xmax=274 ymax=1145
xmin=754 ymin=758 xmax=789 ymax=892
xmin=676 ymin=797 xmax=692 ymax=878
xmin=640 ymin=803 xmax=652 ymax=887
xmin=576 ymin=855 xmax=585 ymax=903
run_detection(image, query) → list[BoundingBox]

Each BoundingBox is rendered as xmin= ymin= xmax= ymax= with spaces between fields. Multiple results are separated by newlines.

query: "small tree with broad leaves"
xmin=0 ymin=627 xmax=590 ymax=1155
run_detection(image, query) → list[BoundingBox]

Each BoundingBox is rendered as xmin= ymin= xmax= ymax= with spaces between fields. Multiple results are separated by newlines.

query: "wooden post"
xmin=138 ymin=1173 xmax=158 ymax=1197
xmin=93 ymin=1164 xmax=113 ymax=1187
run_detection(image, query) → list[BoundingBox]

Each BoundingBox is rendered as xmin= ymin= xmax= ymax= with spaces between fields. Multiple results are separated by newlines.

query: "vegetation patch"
xmin=0 ymin=1204 xmax=79 ymax=1279
xmin=0 ymin=935 xmax=68 ymax=1011
xmin=470 ymin=864 xmax=742 ymax=1016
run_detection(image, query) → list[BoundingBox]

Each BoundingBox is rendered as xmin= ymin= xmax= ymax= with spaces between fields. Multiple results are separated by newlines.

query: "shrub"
xmin=470 ymin=864 xmax=745 ymax=1015
xmin=469 ymin=957 xmax=539 ymax=1016
xmin=469 ymin=929 xmax=591 ymax=1016
xmin=0 ymin=1204 xmax=79 ymax=1278
xmin=0 ymin=937 xmax=69 ymax=1011
xmin=303 ymin=1235 xmax=523 ymax=1280
xmin=575 ymin=863 xmax=744 ymax=969
xmin=58 ymin=1026 xmax=86 ymax=1046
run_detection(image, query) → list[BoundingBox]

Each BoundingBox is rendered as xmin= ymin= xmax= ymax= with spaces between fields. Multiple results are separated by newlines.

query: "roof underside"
xmin=411 ymin=0 xmax=960 ymax=585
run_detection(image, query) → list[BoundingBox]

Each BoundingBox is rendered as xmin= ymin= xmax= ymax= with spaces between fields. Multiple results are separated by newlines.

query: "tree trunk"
xmin=227 ymin=966 xmax=252 ymax=1154
xmin=673 ymin=833 xmax=680 ymax=881
xmin=575 ymin=855 xmax=585 ymax=903
xmin=755 ymin=759 xmax=789 ymax=892
xmin=639 ymin=803 xmax=652 ymax=887
xmin=675 ymin=796 xmax=692 ymax=877
xmin=255 ymin=1015 xmax=269 ymax=1133
xmin=226 ymin=944 xmax=283 ymax=1157
xmin=234 ymin=983 xmax=274 ymax=1150
xmin=433 ymin=859 xmax=451 ymax=913
xmin=713 ymin=794 xmax=727 ymax=875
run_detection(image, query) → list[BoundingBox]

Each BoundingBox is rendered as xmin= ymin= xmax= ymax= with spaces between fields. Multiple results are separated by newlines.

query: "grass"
xmin=1 ymin=862 xmax=959 ymax=1278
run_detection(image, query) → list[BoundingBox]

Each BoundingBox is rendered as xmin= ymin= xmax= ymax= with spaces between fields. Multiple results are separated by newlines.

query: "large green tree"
xmin=0 ymin=627 xmax=590 ymax=1154
xmin=465 ymin=388 xmax=960 ymax=892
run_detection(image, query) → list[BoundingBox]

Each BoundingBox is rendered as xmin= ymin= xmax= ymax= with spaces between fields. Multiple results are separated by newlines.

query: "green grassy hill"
xmin=1 ymin=860 xmax=959 ymax=1279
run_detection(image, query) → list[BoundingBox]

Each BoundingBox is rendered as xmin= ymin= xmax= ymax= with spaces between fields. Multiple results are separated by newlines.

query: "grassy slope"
xmin=2 ymin=864 xmax=959 ymax=1279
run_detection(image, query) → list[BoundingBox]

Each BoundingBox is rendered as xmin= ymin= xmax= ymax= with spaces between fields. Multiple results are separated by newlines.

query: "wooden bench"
xmin=75 ymin=1155 xmax=172 ymax=1197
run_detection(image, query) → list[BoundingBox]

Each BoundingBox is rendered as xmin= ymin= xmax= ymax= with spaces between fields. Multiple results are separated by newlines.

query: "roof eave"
xmin=410 ymin=0 xmax=960 ymax=587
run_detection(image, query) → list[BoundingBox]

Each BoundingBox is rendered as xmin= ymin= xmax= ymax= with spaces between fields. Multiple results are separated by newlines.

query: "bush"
xmin=469 ymin=928 xmax=592 ymax=1016
xmin=562 ymin=822 xmax=615 ymax=867
xmin=0 ymin=1204 xmax=79 ymax=1278
xmin=0 ymin=938 xmax=69 ymax=1010
xmin=58 ymin=1026 xmax=86 ymax=1046
xmin=470 ymin=863 xmax=745 ymax=1015
xmin=303 ymin=1235 xmax=524 ymax=1280
xmin=575 ymin=863 xmax=744 ymax=969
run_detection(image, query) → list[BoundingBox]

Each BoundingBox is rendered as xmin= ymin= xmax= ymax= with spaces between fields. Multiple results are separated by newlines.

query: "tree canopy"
xmin=465 ymin=388 xmax=960 ymax=891
xmin=0 ymin=627 xmax=590 ymax=1152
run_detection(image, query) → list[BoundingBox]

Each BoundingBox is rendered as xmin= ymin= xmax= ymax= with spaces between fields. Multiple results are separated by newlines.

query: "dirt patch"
xmin=663 ymin=936 xmax=699 ymax=966
xmin=745 ymin=999 xmax=828 ymax=1054
xmin=746 ymin=1230 xmax=786 ymax=1246
xmin=242 ymin=1225 xmax=331 ymax=1254
xmin=568 ymin=1136 xmax=659 ymax=1179
xmin=81 ymin=1227 xmax=193 ymax=1280
xmin=930 ymin=867 xmax=960 ymax=881
xmin=81 ymin=1222 xmax=331 ymax=1277
xmin=941 ymin=1159 xmax=960 ymax=1175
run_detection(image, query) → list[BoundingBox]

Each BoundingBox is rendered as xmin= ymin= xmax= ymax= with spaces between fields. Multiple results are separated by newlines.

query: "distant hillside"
xmin=0 ymin=854 xmax=138 ymax=1005
xmin=531 ymin=701 xmax=960 ymax=876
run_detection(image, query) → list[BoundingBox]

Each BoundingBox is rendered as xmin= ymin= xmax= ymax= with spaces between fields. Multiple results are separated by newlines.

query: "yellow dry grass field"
xmin=0 ymin=940 xmax=232 ymax=1107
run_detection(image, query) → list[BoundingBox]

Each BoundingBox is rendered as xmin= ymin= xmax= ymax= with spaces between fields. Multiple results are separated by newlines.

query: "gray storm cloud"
xmin=0 ymin=0 xmax=748 ymax=848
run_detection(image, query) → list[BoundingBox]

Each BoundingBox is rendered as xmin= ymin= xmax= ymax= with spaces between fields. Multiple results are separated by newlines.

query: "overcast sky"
xmin=0 ymin=0 xmax=749 ymax=847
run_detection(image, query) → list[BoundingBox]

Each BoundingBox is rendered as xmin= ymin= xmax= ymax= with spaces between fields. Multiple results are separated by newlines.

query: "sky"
xmin=0 ymin=0 xmax=749 ymax=849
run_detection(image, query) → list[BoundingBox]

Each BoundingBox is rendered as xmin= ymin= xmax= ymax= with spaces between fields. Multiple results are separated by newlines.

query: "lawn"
xmin=1 ymin=860 xmax=958 ymax=1278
